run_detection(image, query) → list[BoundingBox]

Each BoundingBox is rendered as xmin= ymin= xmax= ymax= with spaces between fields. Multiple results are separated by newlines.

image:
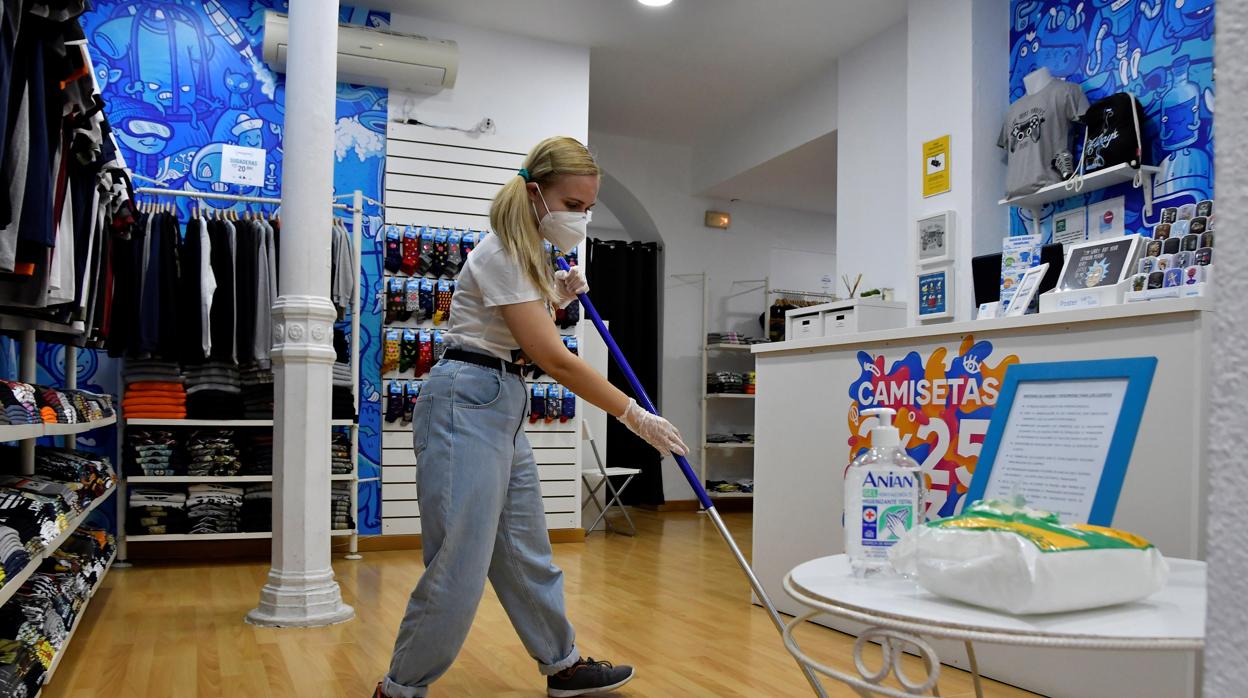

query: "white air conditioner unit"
xmin=262 ymin=11 xmax=458 ymax=93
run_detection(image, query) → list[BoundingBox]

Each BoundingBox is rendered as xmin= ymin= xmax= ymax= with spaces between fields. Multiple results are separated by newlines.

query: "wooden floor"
xmin=44 ymin=510 xmax=1037 ymax=697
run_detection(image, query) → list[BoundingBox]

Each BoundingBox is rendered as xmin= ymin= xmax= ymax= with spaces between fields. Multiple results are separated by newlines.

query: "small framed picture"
xmin=916 ymin=211 xmax=955 ymax=266
xmin=915 ymin=265 xmax=954 ymax=322
xmin=1057 ymin=235 xmax=1142 ymax=292
xmin=1003 ymin=263 xmax=1049 ymax=318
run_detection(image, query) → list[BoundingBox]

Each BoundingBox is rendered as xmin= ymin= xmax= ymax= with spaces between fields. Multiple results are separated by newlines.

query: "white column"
xmin=247 ymin=0 xmax=354 ymax=627
xmin=1205 ymin=0 xmax=1248 ymax=691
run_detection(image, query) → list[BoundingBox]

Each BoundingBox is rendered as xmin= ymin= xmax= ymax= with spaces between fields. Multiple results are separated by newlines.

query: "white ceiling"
xmin=704 ymin=131 xmax=837 ymax=215
xmin=366 ymin=0 xmax=906 ymax=144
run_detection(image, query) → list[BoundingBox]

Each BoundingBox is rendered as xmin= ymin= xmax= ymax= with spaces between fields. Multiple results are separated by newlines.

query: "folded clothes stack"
xmin=185 ymin=362 xmax=242 ymax=420
xmin=0 ymin=525 xmax=30 ymax=588
xmin=706 ymin=332 xmax=768 ymax=346
xmin=239 ymin=363 xmax=275 ymax=419
xmin=125 ymin=430 xmax=183 ymax=477
xmin=705 ymin=433 xmax=755 ymax=444
xmin=332 ymin=385 xmax=356 ymax=421
xmin=706 ymin=478 xmax=754 ymax=494
xmin=0 ymin=522 xmax=117 ymax=694
xmin=331 ymin=431 xmax=352 ymax=475
xmin=187 ymin=485 xmax=243 ymax=535
xmin=34 ymin=449 xmax=116 ymax=505
xmin=185 ymin=431 xmax=241 ymax=477
xmin=242 ymin=484 xmax=272 ymax=533
xmin=0 ymin=383 xmax=113 ymax=426
xmin=127 ymin=488 xmax=188 ymax=536
xmin=332 ymin=484 xmax=354 ymax=531
xmin=706 ymin=371 xmax=747 ymax=394
xmin=239 ymin=432 xmax=274 ymax=476
xmin=123 ymin=360 xmax=186 ymax=419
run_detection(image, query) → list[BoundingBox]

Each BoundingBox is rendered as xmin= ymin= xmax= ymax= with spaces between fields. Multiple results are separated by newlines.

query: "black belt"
xmin=444 ymin=349 xmax=526 ymax=377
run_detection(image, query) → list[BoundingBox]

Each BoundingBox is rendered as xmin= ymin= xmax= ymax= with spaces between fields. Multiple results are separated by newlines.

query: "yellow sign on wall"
xmin=923 ymin=135 xmax=951 ymax=198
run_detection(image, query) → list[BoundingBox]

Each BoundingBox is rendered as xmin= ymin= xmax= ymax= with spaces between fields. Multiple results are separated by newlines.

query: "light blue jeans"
xmin=384 ymin=359 xmax=579 ymax=697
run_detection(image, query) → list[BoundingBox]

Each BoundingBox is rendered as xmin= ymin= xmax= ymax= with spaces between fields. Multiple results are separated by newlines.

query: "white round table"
xmin=781 ymin=554 xmax=1205 ymax=697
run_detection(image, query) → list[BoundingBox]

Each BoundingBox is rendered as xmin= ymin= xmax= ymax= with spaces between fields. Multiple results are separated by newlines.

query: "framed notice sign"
xmin=1057 ymin=235 xmax=1141 ymax=292
xmin=965 ymin=358 xmax=1157 ymax=526
xmin=922 ymin=135 xmax=951 ymax=197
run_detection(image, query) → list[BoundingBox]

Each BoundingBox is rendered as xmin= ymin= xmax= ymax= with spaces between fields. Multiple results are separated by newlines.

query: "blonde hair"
xmin=490 ymin=136 xmax=599 ymax=303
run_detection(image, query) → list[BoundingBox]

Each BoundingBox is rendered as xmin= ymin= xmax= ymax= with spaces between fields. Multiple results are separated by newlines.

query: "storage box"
xmin=784 ymin=299 xmax=908 ymax=340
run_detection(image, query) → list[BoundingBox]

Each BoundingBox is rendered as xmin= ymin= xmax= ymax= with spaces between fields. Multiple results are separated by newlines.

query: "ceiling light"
xmin=638 ymin=0 xmax=673 ymax=6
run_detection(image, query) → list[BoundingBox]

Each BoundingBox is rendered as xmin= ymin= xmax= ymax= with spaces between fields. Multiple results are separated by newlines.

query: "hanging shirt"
xmin=998 ymin=79 xmax=1089 ymax=198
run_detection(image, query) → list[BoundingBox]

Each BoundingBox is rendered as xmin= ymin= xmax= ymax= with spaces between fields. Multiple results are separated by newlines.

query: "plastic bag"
xmin=889 ymin=499 xmax=1168 ymax=615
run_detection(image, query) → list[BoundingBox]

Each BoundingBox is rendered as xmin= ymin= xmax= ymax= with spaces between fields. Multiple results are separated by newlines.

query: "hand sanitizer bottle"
xmin=845 ymin=407 xmax=924 ymax=577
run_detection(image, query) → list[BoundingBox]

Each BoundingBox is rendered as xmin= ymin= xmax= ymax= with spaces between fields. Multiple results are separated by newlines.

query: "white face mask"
xmin=533 ymin=184 xmax=591 ymax=253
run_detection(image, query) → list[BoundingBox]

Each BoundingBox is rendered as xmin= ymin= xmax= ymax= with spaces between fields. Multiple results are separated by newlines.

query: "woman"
xmin=379 ymin=136 xmax=688 ymax=698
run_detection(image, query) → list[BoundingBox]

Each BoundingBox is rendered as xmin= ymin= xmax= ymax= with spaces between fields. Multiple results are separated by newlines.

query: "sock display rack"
xmin=379 ymin=123 xmax=585 ymax=535
xmin=0 ymin=315 xmax=120 ymax=694
xmin=116 ymin=189 xmax=369 ymax=561
xmin=698 ymin=275 xmax=769 ymax=502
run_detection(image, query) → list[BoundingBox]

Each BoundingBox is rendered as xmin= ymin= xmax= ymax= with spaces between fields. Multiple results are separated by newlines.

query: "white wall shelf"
xmin=0 ymin=415 xmax=117 ymax=442
xmin=127 ymin=473 xmax=356 ymax=484
xmin=999 ymin=163 xmax=1161 ymax=237
xmin=0 ymin=486 xmax=116 ymax=608
xmin=37 ymin=548 xmax=116 ymax=694
xmin=125 ymin=418 xmax=356 ymax=427
xmin=128 ymin=529 xmax=357 ymax=543
xmin=699 ymin=274 xmax=765 ymax=508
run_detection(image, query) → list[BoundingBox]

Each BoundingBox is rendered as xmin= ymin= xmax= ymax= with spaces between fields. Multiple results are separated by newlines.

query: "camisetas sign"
xmin=847 ymin=336 xmax=1020 ymax=520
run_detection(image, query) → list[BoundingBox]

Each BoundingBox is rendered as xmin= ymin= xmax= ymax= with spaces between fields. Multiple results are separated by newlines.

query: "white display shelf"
xmin=998 ymin=163 xmax=1161 ymax=209
xmin=705 ymin=394 xmax=755 ymax=400
xmin=0 ymin=486 xmax=116 ymax=608
xmin=125 ymin=418 xmax=356 ymax=427
xmin=0 ymin=415 xmax=117 ymax=442
xmin=705 ymin=442 xmax=755 ymax=449
xmin=128 ymin=529 xmax=356 ymax=542
xmin=38 ymin=549 xmax=116 ymax=693
xmin=705 ymin=343 xmax=756 ymax=351
xmin=127 ymin=531 xmax=272 ymax=543
xmin=127 ymin=473 xmax=355 ymax=484
xmin=709 ymin=491 xmax=754 ymax=499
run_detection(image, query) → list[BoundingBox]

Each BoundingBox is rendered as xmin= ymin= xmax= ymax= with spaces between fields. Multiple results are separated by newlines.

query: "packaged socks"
xmin=546 ymin=385 xmax=562 ymax=423
xmin=385 ymin=381 xmax=404 ymax=423
xmin=447 ymin=230 xmax=464 ymax=276
xmin=417 ymin=330 xmax=434 ymax=376
xmin=401 ymin=227 xmax=421 ymax=276
xmin=419 ymin=228 xmax=435 ymax=278
xmin=382 ymin=329 xmax=401 ymax=375
xmin=561 ymin=389 xmax=576 ymax=422
xmin=399 ymin=330 xmax=419 ymax=374
xmin=419 ymin=279 xmax=435 ymax=323
xmin=384 ymin=227 xmax=402 ymax=273
xmin=529 ymin=384 xmax=546 ymax=424
xmin=433 ymin=281 xmax=454 ymax=325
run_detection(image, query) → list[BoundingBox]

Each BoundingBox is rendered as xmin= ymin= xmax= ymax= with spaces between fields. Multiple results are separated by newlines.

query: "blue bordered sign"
xmin=965 ymin=358 xmax=1157 ymax=526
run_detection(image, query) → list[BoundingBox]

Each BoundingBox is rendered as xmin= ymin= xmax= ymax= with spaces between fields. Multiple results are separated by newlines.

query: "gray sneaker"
xmin=547 ymin=657 xmax=635 ymax=697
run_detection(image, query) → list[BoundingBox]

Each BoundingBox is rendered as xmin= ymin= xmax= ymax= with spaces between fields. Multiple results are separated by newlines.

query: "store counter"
xmin=751 ymin=297 xmax=1211 ymax=697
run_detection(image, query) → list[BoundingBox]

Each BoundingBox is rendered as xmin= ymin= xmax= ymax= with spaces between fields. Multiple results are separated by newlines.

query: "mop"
xmin=557 ymin=257 xmax=827 ymax=697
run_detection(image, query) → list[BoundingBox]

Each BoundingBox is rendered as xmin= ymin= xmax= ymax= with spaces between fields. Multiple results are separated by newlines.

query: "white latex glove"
xmin=553 ymin=265 xmax=589 ymax=309
xmin=618 ymin=399 xmax=689 ymax=457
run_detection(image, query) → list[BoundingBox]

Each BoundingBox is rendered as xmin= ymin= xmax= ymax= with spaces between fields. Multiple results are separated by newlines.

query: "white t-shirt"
xmin=446 ymin=233 xmax=544 ymax=360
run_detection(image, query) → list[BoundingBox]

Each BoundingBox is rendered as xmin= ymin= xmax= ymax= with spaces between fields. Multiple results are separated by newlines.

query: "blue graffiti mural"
xmin=70 ymin=0 xmax=389 ymax=533
xmin=1009 ymin=0 xmax=1214 ymax=239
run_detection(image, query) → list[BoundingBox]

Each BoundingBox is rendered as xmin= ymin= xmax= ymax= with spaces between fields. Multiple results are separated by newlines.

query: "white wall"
xmin=1206 ymin=0 xmax=1248 ymax=691
xmin=691 ymin=66 xmax=838 ymax=194
xmin=835 ymin=20 xmax=909 ymax=308
xmin=590 ymin=131 xmax=836 ymax=501
xmin=906 ymin=0 xmax=1008 ymax=323
xmin=386 ymin=14 xmax=589 ymax=144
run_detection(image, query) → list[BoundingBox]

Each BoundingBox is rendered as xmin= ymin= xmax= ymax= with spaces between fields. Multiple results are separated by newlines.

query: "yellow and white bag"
xmin=889 ymin=500 xmax=1168 ymax=615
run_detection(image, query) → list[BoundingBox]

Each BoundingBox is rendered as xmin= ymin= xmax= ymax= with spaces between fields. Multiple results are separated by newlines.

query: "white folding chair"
xmin=581 ymin=421 xmax=640 ymax=536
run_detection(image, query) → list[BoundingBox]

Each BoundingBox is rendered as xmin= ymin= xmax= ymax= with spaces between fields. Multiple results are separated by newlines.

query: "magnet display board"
xmin=965 ymin=358 xmax=1157 ymax=525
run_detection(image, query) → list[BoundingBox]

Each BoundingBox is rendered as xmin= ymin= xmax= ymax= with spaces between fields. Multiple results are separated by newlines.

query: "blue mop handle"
xmin=557 ymin=257 xmax=714 ymax=510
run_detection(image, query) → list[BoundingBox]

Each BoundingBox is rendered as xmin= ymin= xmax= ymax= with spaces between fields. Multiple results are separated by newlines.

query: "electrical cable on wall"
xmin=396 ymin=115 xmax=496 ymax=136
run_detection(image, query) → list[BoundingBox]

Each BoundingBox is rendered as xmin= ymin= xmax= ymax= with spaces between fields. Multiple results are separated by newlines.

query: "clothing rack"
xmin=115 ymin=188 xmax=367 ymax=561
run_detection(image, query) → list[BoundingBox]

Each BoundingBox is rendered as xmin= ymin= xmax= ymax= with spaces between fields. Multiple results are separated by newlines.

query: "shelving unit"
xmin=999 ymin=162 xmax=1161 ymax=238
xmin=117 ymin=189 xmax=368 ymax=562
xmin=35 ymin=548 xmax=116 ymax=696
xmin=698 ymin=274 xmax=767 ymax=504
xmin=0 ymin=321 xmax=120 ymax=693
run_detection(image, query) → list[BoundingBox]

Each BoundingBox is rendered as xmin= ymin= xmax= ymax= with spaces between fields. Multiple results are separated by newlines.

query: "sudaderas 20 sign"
xmin=846 ymin=336 xmax=1019 ymax=520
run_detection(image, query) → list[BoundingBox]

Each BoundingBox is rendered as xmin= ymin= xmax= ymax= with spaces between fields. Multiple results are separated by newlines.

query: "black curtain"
xmin=586 ymin=239 xmax=664 ymax=506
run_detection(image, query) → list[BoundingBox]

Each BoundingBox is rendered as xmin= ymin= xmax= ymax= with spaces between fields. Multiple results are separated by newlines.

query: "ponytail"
xmin=489 ymin=136 xmax=599 ymax=303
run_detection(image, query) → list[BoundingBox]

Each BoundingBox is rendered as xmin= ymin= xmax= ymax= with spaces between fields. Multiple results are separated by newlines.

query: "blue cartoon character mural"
xmin=1009 ymin=0 xmax=1214 ymax=239
xmin=79 ymin=0 xmax=390 ymax=534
